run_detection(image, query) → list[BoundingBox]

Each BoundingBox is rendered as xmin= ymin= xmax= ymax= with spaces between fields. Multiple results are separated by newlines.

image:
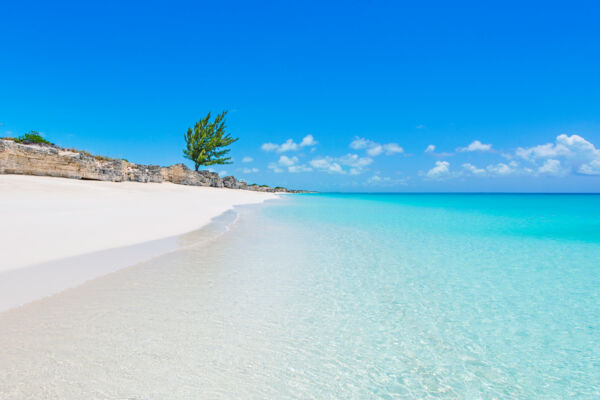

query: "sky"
xmin=1 ymin=0 xmax=600 ymax=192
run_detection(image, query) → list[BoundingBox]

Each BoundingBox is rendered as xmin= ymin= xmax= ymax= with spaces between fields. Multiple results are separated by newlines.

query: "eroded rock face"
xmin=0 ymin=140 xmax=215 ymax=186
xmin=222 ymin=175 xmax=248 ymax=189
xmin=160 ymin=164 xmax=223 ymax=187
xmin=246 ymin=185 xmax=275 ymax=192
xmin=0 ymin=139 xmax=311 ymax=192
xmin=0 ymin=140 xmax=164 ymax=183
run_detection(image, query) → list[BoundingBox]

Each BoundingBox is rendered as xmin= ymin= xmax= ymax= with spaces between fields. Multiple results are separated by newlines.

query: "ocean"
xmin=1 ymin=194 xmax=599 ymax=399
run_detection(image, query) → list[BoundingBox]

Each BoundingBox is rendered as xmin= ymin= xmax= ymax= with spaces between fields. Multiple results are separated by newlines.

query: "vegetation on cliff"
xmin=3 ymin=131 xmax=53 ymax=146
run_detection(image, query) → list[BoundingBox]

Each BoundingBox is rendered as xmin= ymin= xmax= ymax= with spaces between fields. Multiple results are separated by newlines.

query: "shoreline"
xmin=0 ymin=174 xmax=279 ymax=311
xmin=0 ymin=208 xmax=245 ymax=312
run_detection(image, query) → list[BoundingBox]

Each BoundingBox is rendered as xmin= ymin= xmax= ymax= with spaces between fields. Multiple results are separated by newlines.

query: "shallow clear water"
xmin=1 ymin=194 xmax=599 ymax=399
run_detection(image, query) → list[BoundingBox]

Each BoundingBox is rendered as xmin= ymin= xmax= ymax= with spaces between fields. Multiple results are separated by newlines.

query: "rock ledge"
xmin=0 ymin=140 xmax=310 ymax=193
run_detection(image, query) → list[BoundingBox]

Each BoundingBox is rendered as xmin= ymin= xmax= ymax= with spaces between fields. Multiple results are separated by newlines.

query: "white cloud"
xmin=309 ymin=157 xmax=345 ymax=174
xmin=461 ymin=158 xmax=567 ymax=178
xmin=261 ymin=134 xmax=318 ymax=153
xmin=278 ymin=155 xmax=298 ymax=166
xmin=278 ymin=139 xmax=298 ymax=152
xmin=426 ymin=161 xmax=450 ymax=179
xmin=349 ymin=137 xmax=371 ymax=150
xmin=516 ymin=134 xmax=600 ymax=176
xmin=242 ymin=156 xmax=253 ymax=163
xmin=486 ymin=163 xmax=515 ymax=176
xmin=515 ymin=134 xmax=599 ymax=161
xmin=218 ymin=170 xmax=228 ymax=177
xmin=288 ymin=164 xmax=312 ymax=173
xmin=350 ymin=137 xmax=403 ymax=156
xmin=367 ymin=144 xmax=383 ymax=156
xmin=338 ymin=153 xmax=373 ymax=168
xmin=558 ymin=134 xmax=598 ymax=154
xmin=267 ymin=163 xmax=283 ymax=173
xmin=538 ymin=159 xmax=563 ymax=175
xmin=242 ymin=167 xmax=259 ymax=173
xmin=310 ymin=153 xmax=373 ymax=175
xmin=261 ymin=143 xmax=280 ymax=152
xmin=300 ymin=134 xmax=317 ymax=147
xmin=516 ymin=134 xmax=599 ymax=161
xmin=309 ymin=158 xmax=330 ymax=169
xmin=424 ymin=144 xmax=455 ymax=157
xmin=268 ymin=154 xmax=311 ymax=173
xmin=327 ymin=163 xmax=344 ymax=174
xmin=579 ymin=159 xmax=600 ymax=175
xmin=516 ymin=142 xmax=569 ymax=160
xmin=462 ymin=163 xmax=485 ymax=175
xmin=383 ymin=143 xmax=404 ymax=155
xmin=458 ymin=140 xmax=493 ymax=152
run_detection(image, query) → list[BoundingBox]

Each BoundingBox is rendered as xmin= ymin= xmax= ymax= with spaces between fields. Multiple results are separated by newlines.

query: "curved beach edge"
xmin=0 ymin=174 xmax=279 ymax=312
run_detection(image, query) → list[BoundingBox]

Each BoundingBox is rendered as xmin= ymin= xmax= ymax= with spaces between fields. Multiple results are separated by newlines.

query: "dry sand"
xmin=0 ymin=174 xmax=278 ymax=310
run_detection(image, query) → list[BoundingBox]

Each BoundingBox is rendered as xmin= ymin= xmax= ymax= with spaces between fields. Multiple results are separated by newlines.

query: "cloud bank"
xmin=262 ymin=134 xmax=318 ymax=153
xmin=350 ymin=137 xmax=404 ymax=156
xmin=457 ymin=140 xmax=492 ymax=152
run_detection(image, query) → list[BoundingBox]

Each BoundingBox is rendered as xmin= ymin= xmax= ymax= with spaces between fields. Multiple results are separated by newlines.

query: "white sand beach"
xmin=0 ymin=175 xmax=278 ymax=310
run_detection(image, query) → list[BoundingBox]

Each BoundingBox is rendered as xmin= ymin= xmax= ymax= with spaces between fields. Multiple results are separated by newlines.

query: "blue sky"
xmin=1 ymin=0 xmax=599 ymax=192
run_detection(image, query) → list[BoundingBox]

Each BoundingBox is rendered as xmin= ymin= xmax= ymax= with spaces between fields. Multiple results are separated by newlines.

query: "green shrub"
xmin=14 ymin=131 xmax=53 ymax=145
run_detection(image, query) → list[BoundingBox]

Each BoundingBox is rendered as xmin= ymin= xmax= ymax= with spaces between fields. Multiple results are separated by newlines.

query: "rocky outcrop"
xmin=0 ymin=139 xmax=311 ymax=193
xmin=0 ymin=140 xmax=163 ymax=183
xmin=222 ymin=175 xmax=249 ymax=190
xmin=160 ymin=163 xmax=223 ymax=187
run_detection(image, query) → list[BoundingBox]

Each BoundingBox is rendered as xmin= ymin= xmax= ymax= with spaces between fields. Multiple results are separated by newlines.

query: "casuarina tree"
xmin=183 ymin=111 xmax=238 ymax=171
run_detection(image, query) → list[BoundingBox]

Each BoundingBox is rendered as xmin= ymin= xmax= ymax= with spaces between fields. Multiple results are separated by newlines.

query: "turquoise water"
xmin=1 ymin=194 xmax=599 ymax=399
xmin=257 ymin=193 xmax=600 ymax=398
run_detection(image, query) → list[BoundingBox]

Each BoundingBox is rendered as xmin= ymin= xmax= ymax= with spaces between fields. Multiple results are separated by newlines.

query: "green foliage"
xmin=14 ymin=131 xmax=53 ymax=145
xmin=184 ymin=111 xmax=238 ymax=171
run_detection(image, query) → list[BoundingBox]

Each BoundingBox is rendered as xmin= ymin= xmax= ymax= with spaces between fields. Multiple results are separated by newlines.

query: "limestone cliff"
xmin=0 ymin=140 xmax=308 ymax=193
